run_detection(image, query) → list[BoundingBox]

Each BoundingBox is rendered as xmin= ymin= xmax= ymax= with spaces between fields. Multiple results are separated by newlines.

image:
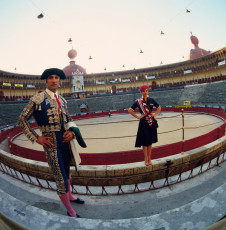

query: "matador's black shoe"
xmin=67 ymin=212 xmax=81 ymax=218
xmin=70 ymin=198 xmax=85 ymax=204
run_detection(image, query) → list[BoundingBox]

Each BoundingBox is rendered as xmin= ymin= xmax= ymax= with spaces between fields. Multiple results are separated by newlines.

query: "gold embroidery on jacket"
xmin=49 ymin=116 xmax=54 ymax=124
xmin=47 ymin=109 xmax=52 ymax=116
xmin=43 ymin=132 xmax=66 ymax=194
xmin=39 ymin=124 xmax=61 ymax=132
xmin=18 ymin=100 xmax=39 ymax=143
xmin=49 ymin=99 xmax=57 ymax=108
xmin=31 ymin=92 xmax=45 ymax=105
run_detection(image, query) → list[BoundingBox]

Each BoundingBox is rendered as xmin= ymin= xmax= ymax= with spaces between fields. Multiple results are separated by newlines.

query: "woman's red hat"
xmin=140 ymin=85 xmax=148 ymax=92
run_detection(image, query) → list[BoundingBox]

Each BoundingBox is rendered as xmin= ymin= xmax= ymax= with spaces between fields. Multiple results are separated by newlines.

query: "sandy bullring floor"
xmin=12 ymin=112 xmax=224 ymax=154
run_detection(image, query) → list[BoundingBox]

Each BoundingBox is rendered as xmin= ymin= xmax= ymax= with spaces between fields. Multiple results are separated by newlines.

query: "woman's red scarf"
xmin=137 ymin=98 xmax=153 ymax=126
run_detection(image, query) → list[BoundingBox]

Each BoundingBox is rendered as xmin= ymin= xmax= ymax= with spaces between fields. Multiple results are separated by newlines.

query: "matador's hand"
xmin=63 ymin=130 xmax=73 ymax=143
xmin=36 ymin=136 xmax=53 ymax=148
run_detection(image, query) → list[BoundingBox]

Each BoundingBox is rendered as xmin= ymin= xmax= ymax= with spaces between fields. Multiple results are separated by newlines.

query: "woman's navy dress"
xmin=130 ymin=97 xmax=159 ymax=147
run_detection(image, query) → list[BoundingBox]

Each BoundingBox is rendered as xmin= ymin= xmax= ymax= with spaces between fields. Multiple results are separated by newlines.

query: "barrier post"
xmin=181 ymin=109 xmax=184 ymax=155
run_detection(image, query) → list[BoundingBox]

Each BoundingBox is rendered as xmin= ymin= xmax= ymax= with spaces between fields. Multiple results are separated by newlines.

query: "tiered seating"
xmin=0 ymin=103 xmax=25 ymax=128
xmin=177 ymin=84 xmax=208 ymax=105
xmin=149 ymin=88 xmax=184 ymax=106
xmin=197 ymin=80 xmax=226 ymax=105
xmin=0 ymin=81 xmax=225 ymax=127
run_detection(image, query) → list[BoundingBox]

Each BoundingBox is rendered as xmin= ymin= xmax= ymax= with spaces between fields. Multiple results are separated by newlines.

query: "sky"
xmin=0 ymin=0 xmax=225 ymax=75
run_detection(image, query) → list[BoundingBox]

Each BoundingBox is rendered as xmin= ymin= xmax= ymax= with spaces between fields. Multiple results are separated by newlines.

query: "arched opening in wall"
xmin=152 ymin=81 xmax=157 ymax=89
xmin=0 ymin=91 xmax=4 ymax=100
xmin=111 ymin=85 xmax=116 ymax=94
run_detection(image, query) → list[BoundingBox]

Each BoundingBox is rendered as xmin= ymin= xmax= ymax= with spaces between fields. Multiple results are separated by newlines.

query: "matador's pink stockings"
xmin=67 ymin=179 xmax=77 ymax=201
xmin=59 ymin=193 xmax=78 ymax=217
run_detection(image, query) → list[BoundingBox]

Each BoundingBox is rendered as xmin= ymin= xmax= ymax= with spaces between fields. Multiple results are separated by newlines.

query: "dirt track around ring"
xmin=13 ymin=112 xmax=224 ymax=154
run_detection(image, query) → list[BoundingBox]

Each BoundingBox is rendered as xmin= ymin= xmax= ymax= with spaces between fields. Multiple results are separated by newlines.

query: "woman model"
xmin=128 ymin=85 xmax=161 ymax=166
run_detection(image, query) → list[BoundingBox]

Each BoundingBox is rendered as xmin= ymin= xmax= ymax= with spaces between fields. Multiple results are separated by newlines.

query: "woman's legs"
xmin=142 ymin=146 xmax=148 ymax=166
xmin=147 ymin=145 xmax=152 ymax=165
xmin=143 ymin=145 xmax=152 ymax=166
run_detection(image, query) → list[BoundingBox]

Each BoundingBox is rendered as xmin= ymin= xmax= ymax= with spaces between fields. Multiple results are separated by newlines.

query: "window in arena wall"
xmin=184 ymin=69 xmax=193 ymax=74
xmin=146 ymin=75 xmax=156 ymax=80
xmin=121 ymin=78 xmax=131 ymax=83
xmin=218 ymin=60 xmax=225 ymax=66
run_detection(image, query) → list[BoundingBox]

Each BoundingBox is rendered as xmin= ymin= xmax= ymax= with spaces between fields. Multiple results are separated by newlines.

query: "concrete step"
xmin=0 ymin=161 xmax=225 ymax=230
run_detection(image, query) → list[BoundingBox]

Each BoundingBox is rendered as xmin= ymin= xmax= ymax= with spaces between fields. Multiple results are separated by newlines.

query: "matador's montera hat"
xmin=41 ymin=68 xmax=66 ymax=80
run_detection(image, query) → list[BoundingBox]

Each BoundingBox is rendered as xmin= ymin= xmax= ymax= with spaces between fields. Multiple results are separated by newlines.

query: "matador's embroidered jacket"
xmin=18 ymin=90 xmax=75 ymax=194
xmin=18 ymin=90 xmax=72 ymax=143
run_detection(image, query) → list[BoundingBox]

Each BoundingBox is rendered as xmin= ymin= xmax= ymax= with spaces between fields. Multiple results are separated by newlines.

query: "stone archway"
xmin=112 ymin=85 xmax=116 ymax=94
xmin=0 ymin=91 xmax=4 ymax=100
xmin=152 ymin=81 xmax=157 ymax=89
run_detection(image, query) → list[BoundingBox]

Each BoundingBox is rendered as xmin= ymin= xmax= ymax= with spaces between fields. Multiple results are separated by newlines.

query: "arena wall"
xmin=1 ymin=127 xmax=225 ymax=187
xmin=0 ymin=47 xmax=225 ymax=100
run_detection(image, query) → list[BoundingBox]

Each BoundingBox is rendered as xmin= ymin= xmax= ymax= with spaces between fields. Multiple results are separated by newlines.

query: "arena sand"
xmin=13 ymin=112 xmax=224 ymax=154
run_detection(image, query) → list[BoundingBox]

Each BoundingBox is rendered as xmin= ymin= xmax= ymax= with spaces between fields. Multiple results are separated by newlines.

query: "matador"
xmin=18 ymin=68 xmax=86 ymax=218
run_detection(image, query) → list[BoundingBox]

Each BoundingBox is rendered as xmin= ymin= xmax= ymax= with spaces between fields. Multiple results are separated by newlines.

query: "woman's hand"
xmin=151 ymin=106 xmax=161 ymax=118
xmin=36 ymin=136 xmax=53 ymax=148
xmin=63 ymin=130 xmax=74 ymax=143
xmin=128 ymin=108 xmax=145 ymax=120
xmin=139 ymin=114 xmax=146 ymax=119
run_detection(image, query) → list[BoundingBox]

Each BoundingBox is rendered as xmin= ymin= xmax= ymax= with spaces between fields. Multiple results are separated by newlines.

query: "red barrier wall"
xmin=0 ymin=129 xmax=11 ymax=143
xmin=3 ymin=107 xmax=226 ymax=165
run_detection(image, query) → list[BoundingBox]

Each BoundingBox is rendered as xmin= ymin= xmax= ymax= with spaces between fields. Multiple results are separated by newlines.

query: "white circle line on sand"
xmin=12 ymin=112 xmax=224 ymax=154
